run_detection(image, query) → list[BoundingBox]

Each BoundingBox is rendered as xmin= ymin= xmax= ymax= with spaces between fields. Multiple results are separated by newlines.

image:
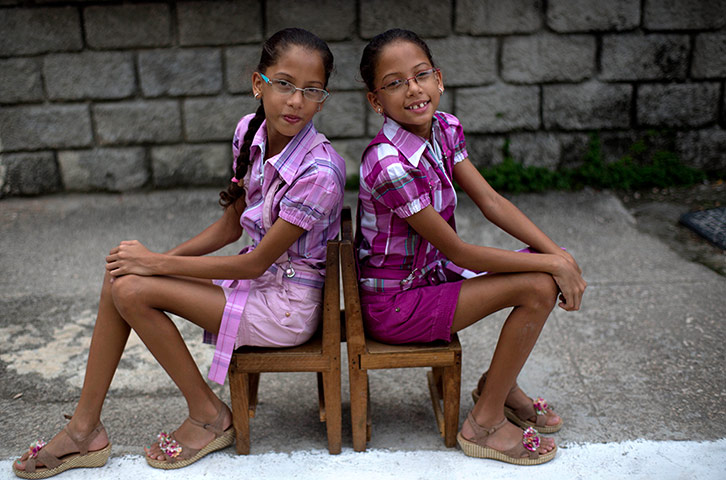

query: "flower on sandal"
xmin=157 ymin=432 xmax=182 ymax=458
xmin=522 ymin=427 xmax=541 ymax=452
xmin=533 ymin=397 xmax=549 ymax=416
xmin=28 ymin=440 xmax=46 ymax=459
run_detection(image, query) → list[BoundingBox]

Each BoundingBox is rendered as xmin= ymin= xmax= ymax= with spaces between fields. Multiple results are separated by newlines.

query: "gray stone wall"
xmin=1 ymin=0 xmax=725 ymax=197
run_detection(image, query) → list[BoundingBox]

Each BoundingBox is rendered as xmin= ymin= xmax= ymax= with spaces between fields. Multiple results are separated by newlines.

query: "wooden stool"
xmin=228 ymin=240 xmax=341 ymax=454
xmin=339 ymin=207 xmax=462 ymax=451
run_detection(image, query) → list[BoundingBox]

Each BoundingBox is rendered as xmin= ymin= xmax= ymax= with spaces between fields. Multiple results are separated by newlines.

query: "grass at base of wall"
xmin=344 ymin=132 xmax=720 ymax=194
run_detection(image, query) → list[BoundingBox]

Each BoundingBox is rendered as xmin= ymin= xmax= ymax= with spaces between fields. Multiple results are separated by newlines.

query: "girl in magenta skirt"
xmin=357 ymin=29 xmax=587 ymax=466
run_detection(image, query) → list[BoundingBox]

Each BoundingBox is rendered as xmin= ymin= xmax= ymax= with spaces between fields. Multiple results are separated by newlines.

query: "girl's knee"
xmin=526 ymin=273 xmax=558 ymax=311
xmin=110 ymin=274 xmax=147 ymax=314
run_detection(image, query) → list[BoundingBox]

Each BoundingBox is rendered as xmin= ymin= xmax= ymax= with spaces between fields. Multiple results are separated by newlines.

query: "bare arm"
xmin=404 ymin=158 xmax=586 ymax=309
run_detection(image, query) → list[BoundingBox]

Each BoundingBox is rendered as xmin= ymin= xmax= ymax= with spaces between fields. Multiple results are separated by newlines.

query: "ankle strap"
xmin=466 ymin=412 xmax=508 ymax=444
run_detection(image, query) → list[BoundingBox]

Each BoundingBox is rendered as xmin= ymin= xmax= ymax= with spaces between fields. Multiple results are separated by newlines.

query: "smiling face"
xmin=366 ymin=40 xmax=443 ymax=139
xmin=252 ymin=45 xmax=327 ymax=157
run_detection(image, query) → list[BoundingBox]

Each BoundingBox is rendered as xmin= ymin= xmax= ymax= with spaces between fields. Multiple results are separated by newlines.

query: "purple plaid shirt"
xmin=204 ymin=113 xmax=345 ymax=384
xmin=357 ymin=112 xmax=468 ymax=293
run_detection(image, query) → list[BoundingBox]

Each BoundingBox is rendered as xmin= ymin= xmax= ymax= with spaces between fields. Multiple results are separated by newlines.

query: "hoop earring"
xmin=438 ymin=87 xmax=444 ymax=94
xmin=254 ymin=92 xmax=260 ymax=99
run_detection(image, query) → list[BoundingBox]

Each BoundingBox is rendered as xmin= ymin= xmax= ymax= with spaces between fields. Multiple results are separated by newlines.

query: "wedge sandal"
xmin=12 ymin=421 xmax=111 ymax=479
xmin=471 ymin=372 xmax=563 ymax=433
xmin=146 ymin=404 xmax=234 ymax=470
xmin=456 ymin=412 xmax=556 ymax=466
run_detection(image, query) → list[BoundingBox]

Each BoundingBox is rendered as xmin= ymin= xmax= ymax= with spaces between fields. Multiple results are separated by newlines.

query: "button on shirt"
xmin=357 ymin=112 xmax=469 ymax=292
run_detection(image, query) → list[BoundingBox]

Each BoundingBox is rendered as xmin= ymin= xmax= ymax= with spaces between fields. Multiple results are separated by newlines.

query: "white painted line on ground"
xmin=3 ymin=439 xmax=725 ymax=480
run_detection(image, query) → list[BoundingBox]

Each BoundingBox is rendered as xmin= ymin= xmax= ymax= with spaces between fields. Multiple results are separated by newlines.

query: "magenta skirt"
xmin=359 ymin=278 xmax=463 ymax=344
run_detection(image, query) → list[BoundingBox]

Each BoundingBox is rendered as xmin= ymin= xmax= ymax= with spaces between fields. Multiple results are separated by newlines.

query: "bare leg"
xmin=108 ymin=273 xmax=229 ymax=460
xmin=15 ymin=272 xmax=129 ymax=470
xmin=452 ymin=272 xmax=558 ymax=456
xmin=15 ymin=272 xmax=229 ymax=469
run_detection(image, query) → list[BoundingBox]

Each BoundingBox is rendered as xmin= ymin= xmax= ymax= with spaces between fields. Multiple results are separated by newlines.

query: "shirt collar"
xmin=382 ymin=114 xmax=442 ymax=168
xmin=250 ymin=120 xmax=318 ymax=184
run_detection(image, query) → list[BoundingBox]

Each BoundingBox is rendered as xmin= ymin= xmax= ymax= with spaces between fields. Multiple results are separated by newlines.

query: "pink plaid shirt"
xmin=357 ymin=112 xmax=468 ymax=293
xmin=204 ymin=113 xmax=345 ymax=384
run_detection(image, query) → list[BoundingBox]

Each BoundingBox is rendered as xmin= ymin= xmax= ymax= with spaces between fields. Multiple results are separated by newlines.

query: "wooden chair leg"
xmin=317 ymin=372 xmax=326 ymax=422
xmin=427 ymin=368 xmax=446 ymax=438
xmin=229 ymin=370 xmax=251 ymax=455
xmin=322 ymin=368 xmax=342 ymax=454
xmin=349 ymin=367 xmax=369 ymax=452
xmin=442 ymin=360 xmax=462 ymax=448
xmin=248 ymin=372 xmax=260 ymax=418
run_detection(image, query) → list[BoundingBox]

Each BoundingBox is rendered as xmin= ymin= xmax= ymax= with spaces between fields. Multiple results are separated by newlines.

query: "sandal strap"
xmin=25 ymin=420 xmax=105 ymax=473
xmin=512 ymin=404 xmax=548 ymax=427
xmin=465 ymin=412 xmax=540 ymax=460
xmin=466 ymin=412 xmax=508 ymax=445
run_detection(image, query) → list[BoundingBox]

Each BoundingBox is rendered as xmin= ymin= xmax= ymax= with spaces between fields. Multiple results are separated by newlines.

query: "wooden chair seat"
xmin=339 ymin=206 xmax=462 ymax=451
xmin=228 ymin=239 xmax=341 ymax=455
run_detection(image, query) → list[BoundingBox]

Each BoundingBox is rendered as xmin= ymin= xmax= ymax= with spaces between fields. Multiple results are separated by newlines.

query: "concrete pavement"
xmin=1 ymin=188 xmax=725 ymax=478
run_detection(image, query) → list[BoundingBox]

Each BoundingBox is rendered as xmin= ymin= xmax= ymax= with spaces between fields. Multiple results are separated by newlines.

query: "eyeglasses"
xmin=373 ymin=68 xmax=440 ymax=95
xmin=259 ymin=73 xmax=330 ymax=103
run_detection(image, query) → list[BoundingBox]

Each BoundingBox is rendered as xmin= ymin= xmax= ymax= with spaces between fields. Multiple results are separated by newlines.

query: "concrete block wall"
xmin=1 ymin=0 xmax=725 ymax=197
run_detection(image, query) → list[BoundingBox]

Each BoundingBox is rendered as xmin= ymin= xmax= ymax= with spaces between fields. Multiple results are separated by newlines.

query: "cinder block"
xmin=676 ymin=129 xmax=726 ymax=172
xmin=692 ymin=33 xmax=726 ymax=79
xmin=456 ymin=84 xmax=540 ymax=133
xmin=638 ymin=83 xmax=720 ymax=128
xmin=328 ymin=42 xmax=367 ymax=91
xmin=84 ymin=3 xmax=171 ymax=48
xmin=507 ymin=132 xmax=561 ymax=169
xmin=43 ymin=52 xmax=135 ymax=100
xmin=464 ymin=135 xmax=506 ymax=168
xmin=58 ymin=148 xmax=148 ymax=192
xmin=0 ymin=152 xmax=61 ymax=196
xmin=178 ymin=1 xmax=262 ymax=46
xmin=184 ymin=96 xmax=259 ymax=142
xmin=455 ymin=0 xmax=541 ymax=35
xmin=94 ymin=101 xmax=182 ymax=145
xmin=544 ymin=81 xmax=632 ymax=130
xmin=151 ymin=143 xmax=230 ymax=187
xmin=225 ymin=45 xmax=262 ymax=93
xmin=139 ymin=49 xmax=222 ymax=97
xmin=502 ymin=34 xmax=595 ymax=83
xmin=328 ymin=138 xmax=371 ymax=179
xmin=360 ymin=0 xmax=451 ymax=39
xmin=314 ymin=91 xmax=366 ymax=138
xmin=644 ymin=0 xmax=726 ymax=30
xmin=0 ymin=7 xmax=82 ymax=55
xmin=0 ymin=105 xmax=92 ymax=152
xmin=601 ymin=33 xmax=689 ymax=81
xmin=0 ymin=58 xmax=43 ymax=103
xmin=547 ymin=0 xmax=640 ymax=32
xmin=428 ymin=37 xmax=497 ymax=87
xmin=266 ymin=0 xmax=356 ymax=41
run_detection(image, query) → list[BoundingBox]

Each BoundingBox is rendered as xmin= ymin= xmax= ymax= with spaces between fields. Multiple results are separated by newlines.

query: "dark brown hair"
xmin=359 ymin=28 xmax=436 ymax=92
xmin=219 ymin=28 xmax=334 ymax=208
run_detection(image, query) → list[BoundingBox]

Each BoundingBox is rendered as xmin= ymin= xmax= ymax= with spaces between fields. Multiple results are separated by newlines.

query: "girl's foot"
xmin=458 ymin=412 xmax=556 ymax=465
xmin=144 ymin=401 xmax=233 ymax=462
xmin=13 ymin=417 xmax=111 ymax=477
xmin=474 ymin=372 xmax=562 ymax=433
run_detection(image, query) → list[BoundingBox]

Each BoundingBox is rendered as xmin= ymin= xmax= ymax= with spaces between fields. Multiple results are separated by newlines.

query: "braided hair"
xmin=219 ymin=28 xmax=334 ymax=208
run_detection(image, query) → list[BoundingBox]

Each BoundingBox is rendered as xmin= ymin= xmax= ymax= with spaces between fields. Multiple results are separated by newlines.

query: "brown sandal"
xmin=456 ymin=412 xmax=556 ymax=465
xmin=472 ymin=372 xmax=563 ymax=433
xmin=12 ymin=420 xmax=111 ymax=479
xmin=146 ymin=403 xmax=234 ymax=470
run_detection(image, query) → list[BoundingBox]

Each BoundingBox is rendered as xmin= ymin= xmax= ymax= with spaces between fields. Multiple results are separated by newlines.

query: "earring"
xmin=254 ymin=92 xmax=260 ymax=99
xmin=438 ymin=87 xmax=444 ymax=94
xmin=377 ymin=108 xmax=382 ymax=115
